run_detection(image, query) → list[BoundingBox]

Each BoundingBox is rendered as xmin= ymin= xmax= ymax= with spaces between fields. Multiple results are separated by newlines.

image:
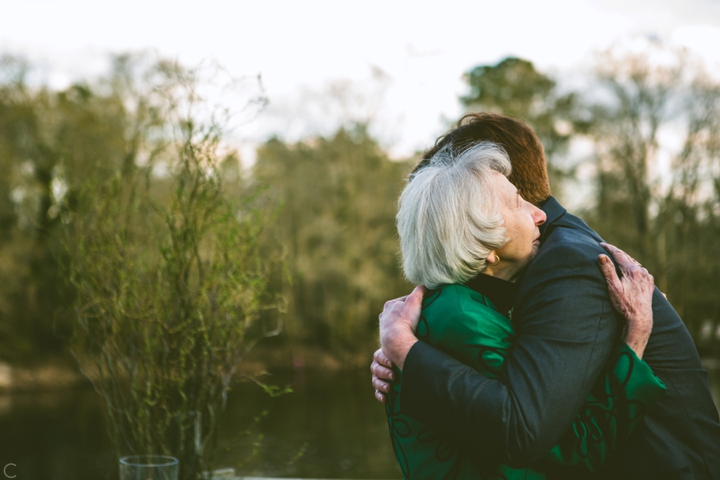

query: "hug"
xmin=372 ymin=113 xmax=720 ymax=479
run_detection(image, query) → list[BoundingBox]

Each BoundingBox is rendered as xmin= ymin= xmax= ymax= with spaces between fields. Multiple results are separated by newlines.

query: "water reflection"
xmin=0 ymin=366 xmax=718 ymax=480
xmin=0 ymin=388 xmax=115 ymax=480
xmin=0 ymin=369 xmax=402 ymax=480
xmin=217 ymin=369 xmax=400 ymax=479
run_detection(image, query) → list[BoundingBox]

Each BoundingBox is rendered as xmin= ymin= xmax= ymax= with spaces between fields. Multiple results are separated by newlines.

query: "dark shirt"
xmin=463 ymin=273 xmax=518 ymax=318
xmin=399 ymin=197 xmax=720 ymax=480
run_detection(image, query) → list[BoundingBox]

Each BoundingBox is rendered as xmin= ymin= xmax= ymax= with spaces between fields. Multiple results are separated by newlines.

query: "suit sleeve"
xmin=433 ymin=301 xmax=667 ymax=472
xmin=399 ymin=238 xmax=621 ymax=467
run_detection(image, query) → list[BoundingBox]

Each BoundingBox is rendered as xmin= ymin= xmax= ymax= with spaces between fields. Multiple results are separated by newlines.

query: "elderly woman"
xmin=384 ymin=143 xmax=665 ymax=479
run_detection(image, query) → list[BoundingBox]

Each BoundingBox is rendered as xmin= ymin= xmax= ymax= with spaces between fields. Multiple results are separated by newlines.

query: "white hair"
xmin=397 ymin=142 xmax=511 ymax=289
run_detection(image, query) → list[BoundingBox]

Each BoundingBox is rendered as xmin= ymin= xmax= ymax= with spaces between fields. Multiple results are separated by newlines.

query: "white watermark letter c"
xmin=4 ymin=463 xmax=16 ymax=478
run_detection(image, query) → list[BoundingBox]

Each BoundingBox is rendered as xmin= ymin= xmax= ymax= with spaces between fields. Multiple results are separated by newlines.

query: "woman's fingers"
xmin=598 ymin=254 xmax=623 ymax=298
xmin=600 ymin=242 xmax=636 ymax=268
xmin=600 ymin=242 xmax=647 ymax=276
xmin=598 ymin=243 xmax=655 ymax=358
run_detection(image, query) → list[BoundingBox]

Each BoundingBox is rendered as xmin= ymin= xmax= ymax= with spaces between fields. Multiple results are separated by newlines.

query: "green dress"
xmin=385 ymin=279 xmax=667 ymax=480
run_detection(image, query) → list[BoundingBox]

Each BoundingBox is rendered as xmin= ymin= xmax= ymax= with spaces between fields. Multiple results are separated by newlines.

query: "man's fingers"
xmin=371 ymin=361 xmax=394 ymax=382
xmin=375 ymin=390 xmax=387 ymax=404
xmin=383 ymin=291 xmax=414 ymax=310
xmin=372 ymin=375 xmax=391 ymax=393
xmin=373 ymin=348 xmax=393 ymax=370
xmin=383 ymin=299 xmax=398 ymax=310
xmin=406 ymin=285 xmax=426 ymax=309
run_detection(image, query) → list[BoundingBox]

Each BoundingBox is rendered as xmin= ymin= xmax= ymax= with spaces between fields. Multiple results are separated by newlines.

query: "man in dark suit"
xmin=372 ymin=113 xmax=720 ymax=479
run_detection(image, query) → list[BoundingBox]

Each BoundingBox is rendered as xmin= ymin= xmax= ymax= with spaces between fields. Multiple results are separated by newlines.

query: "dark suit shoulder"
xmin=513 ymin=223 xmax=616 ymax=336
xmin=526 ymin=225 xmax=605 ymax=280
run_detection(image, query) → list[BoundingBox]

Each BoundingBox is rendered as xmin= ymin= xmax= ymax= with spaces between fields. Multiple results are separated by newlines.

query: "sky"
xmin=2 ymin=0 xmax=720 ymax=158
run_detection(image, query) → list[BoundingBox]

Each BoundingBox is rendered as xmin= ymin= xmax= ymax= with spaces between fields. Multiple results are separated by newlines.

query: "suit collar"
xmin=539 ymin=196 xmax=566 ymax=241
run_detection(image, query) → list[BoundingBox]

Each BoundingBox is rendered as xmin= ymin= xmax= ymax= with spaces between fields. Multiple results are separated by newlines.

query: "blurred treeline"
xmin=1 ymin=40 xmax=720 ymax=368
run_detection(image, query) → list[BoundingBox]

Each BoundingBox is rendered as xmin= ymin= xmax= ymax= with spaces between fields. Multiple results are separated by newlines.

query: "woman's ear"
xmin=486 ymin=251 xmax=498 ymax=265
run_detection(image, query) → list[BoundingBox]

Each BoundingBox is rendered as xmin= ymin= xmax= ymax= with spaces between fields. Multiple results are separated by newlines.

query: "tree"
xmin=63 ymin=60 xmax=281 ymax=479
xmin=584 ymin=43 xmax=720 ymax=354
xmin=0 ymin=55 xmax=137 ymax=362
xmin=254 ymin=126 xmax=412 ymax=360
xmin=461 ymin=57 xmax=584 ymax=195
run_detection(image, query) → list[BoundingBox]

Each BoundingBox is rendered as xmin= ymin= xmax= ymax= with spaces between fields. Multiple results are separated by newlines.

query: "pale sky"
xmin=3 ymin=0 xmax=720 ymax=158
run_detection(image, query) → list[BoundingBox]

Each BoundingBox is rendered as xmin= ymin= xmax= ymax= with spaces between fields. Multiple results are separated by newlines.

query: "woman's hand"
xmin=598 ymin=242 xmax=655 ymax=358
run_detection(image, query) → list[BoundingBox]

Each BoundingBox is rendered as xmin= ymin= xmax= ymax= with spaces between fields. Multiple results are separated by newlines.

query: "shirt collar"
xmin=463 ymin=273 xmax=518 ymax=318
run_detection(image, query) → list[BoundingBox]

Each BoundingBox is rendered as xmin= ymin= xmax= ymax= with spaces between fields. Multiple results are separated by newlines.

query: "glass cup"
xmin=119 ymin=455 xmax=179 ymax=480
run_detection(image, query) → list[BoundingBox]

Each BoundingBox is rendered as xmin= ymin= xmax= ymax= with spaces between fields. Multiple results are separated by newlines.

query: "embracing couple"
xmin=370 ymin=114 xmax=720 ymax=479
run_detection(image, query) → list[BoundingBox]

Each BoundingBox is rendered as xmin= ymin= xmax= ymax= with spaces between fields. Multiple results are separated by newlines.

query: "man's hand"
xmin=379 ymin=285 xmax=424 ymax=369
xmin=371 ymin=286 xmax=424 ymax=403
xmin=598 ymin=242 xmax=654 ymax=358
xmin=371 ymin=348 xmax=394 ymax=403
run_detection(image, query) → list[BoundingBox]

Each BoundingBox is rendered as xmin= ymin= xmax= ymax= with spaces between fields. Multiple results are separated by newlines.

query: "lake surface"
xmin=1 ymin=365 xmax=718 ymax=479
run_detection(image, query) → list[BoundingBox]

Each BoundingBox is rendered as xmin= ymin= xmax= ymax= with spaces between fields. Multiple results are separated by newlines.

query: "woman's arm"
xmin=545 ymin=342 xmax=665 ymax=471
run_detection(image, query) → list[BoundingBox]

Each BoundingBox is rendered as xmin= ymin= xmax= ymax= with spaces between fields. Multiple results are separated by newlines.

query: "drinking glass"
xmin=119 ymin=455 xmax=179 ymax=480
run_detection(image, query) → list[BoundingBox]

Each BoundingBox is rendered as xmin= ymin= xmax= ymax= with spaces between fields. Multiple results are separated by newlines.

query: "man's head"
xmin=414 ymin=113 xmax=551 ymax=206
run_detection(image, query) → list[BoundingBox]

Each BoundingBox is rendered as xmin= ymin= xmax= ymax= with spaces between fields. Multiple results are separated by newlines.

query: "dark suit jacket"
xmin=399 ymin=197 xmax=720 ymax=479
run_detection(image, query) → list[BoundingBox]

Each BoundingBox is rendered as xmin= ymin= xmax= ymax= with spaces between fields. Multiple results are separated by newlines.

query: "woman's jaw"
xmin=482 ymin=238 xmax=539 ymax=283
xmin=480 ymin=172 xmax=546 ymax=283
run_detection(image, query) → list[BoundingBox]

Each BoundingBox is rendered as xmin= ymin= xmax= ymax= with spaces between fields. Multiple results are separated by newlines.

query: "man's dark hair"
xmin=415 ymin=113 xmax=551 ymax=206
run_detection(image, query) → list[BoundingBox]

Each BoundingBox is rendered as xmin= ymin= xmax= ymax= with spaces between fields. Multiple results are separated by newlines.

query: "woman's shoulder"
xmin=422 ymin=284 xmax=501 ymax=318
xmin=418 ymin=284 xmax=515 ymax=362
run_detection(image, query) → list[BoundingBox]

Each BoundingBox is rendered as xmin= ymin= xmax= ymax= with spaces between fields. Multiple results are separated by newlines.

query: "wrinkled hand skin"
xmin=598 ymin=242 xmax=655 ymax=358
xmin=371 ymin=285 xmax=425 ymax=403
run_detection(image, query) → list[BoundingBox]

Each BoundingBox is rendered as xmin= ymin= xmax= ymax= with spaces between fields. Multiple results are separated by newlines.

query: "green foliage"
xmin=58 ymin=59 xmax=280 ymax=479
xmin=254 ymin=126 xmax=413 ymax=359
xmin=0 ymin=54 xmax=138 ymax=362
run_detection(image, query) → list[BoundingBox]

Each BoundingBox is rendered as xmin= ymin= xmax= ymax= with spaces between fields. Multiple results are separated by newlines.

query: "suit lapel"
xmin=539 ymin=196 xmax=604 ymax=244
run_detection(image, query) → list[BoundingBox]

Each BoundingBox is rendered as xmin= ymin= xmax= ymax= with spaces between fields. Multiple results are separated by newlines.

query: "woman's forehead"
xmin=491 ymin=172 xmax=518 ymax=199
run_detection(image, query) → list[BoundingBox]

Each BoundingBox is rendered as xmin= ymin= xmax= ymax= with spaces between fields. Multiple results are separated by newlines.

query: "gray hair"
xmin=397 ymin=142 xmax=511 ymax=289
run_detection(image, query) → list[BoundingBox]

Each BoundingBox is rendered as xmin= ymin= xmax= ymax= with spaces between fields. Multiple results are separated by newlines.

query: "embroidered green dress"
xmin=385 ymin=276 xmax=667 ymax=480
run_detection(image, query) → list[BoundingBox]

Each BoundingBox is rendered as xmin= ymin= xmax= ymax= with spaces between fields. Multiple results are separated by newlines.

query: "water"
xmin=214 ymin=369 xmax=400 ymax=479
xmin=0 ymin=366 xmax=718 ymax=480
xmin=0 ymin=368 xmax=400 ymax=480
